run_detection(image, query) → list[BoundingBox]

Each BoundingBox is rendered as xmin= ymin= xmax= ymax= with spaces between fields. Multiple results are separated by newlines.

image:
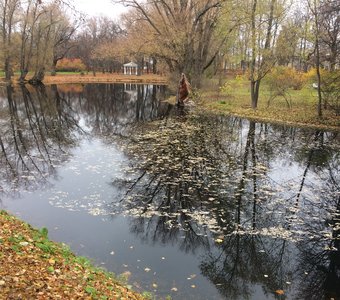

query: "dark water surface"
xmin=0 ymin=83 xmax=339 ymax=300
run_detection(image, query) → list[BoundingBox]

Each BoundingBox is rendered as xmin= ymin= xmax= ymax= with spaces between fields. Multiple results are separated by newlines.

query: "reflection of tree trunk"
xmin=250 ymin=122 xmax=258 ymax=229
xmin=21 ymin=85 xmax=54 ymax=166
xmin=0 ymin=134 xmax=15 ymax=176
xmin=236 ymin=121 xmax=256 ymax=227
xmin=7 ymin=85 xmax=31 ymax=171
xmin=295 ymin=131 xmax=321 ymax=206
xmin=151 ymin=85 xmax=158 ymax=116
xmin=136 ymin=85 xmax=142 ymax=121
xmin=325 ymin=195 xmax=340 ymax=298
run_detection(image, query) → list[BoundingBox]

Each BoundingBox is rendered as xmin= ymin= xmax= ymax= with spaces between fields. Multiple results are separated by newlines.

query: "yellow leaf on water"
xmin=275 ymin=290 xmax=284 ymax=295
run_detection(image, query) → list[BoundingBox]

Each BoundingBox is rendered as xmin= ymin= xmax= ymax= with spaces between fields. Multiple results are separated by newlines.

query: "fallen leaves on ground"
xmin=0 ymin=210 xmax=146 ymax=300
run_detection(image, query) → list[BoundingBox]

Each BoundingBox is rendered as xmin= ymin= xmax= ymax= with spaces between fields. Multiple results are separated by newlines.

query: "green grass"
xmin=199 ymin=77 xmax=339 ymax=130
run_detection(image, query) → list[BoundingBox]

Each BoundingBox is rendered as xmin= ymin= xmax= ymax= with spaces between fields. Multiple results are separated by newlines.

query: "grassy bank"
xmin=198 ymin=76 xmax=339 ymax=131
xmin=0 ymin=210 xmax=147 ymax=300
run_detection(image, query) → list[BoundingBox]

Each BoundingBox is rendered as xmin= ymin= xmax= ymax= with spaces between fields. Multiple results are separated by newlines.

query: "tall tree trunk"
xmin=29 ymin=68 xmax=45 ymax=85
xmin=315 ymin=41 xmax=322 ymax=117
xmin=251 ymin=80 xmax=260 ymax=109
xmin=313 ymin=0 xmax=323 ymax=117
xmin=51 ymin=58 xmax=58 ymax=76
xmin=4 ymin=57 xmax=12 ymax=80
xmin=152 ymin=57 xmax=157 ymax=74
xmin=2 ymin=0 xmax=18 ymax=81
xmin=250 ymin=0 xmax=258 ymax=109
xmin=249 ymin=0 xmax=275 ymax=109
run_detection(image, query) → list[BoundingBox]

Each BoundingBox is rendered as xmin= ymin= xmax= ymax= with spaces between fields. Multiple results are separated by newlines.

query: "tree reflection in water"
xmin=0 ymin=83 xmax=169 ymax=201
xmin=0 ymin=84 xmax=82 ymax=198
xmin=114 ymin=112 xmax=339 ymax=299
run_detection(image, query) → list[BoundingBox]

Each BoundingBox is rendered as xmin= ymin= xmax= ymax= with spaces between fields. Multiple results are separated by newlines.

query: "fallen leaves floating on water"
xmin=187 ymin=274 xmax=197 ymax=280
xmin=144 ymin=267 xmax=151 ymax=272
xmin=275 ymin=290 xmax=285 ymax=295
xmin=171 ymin=287 xmax=178 ymax=292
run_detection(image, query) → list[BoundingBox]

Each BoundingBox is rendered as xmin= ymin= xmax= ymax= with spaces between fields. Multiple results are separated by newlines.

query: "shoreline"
xmin=1 ymin=74 xmax=338 ymax=132
xmin=0 ymin=73 xmax=168 ymax=86
xmin=202 ymin=106 xmax=340 ymax=132
xmin=0 ymin=210 xmax=147 ymax=299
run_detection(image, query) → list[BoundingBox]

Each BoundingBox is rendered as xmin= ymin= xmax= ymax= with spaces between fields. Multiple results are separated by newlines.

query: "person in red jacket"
xmin=176 ymin=73 xmax=191 ymax=106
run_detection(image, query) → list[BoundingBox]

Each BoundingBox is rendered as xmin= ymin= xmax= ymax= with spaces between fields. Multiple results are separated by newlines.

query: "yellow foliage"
xmin=266 ymin=66 xmax=307 ymax=91
xmin=303 ymin=67 xmax=328 ymax=83
xmin=56 ymin=58 xmax=86 ymax=72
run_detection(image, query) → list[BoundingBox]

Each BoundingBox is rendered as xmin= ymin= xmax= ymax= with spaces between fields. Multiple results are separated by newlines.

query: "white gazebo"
xmin=123 ymin=62 xmax=138 ymax=75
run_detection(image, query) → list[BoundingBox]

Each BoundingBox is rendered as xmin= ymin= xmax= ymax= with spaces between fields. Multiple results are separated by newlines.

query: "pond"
xmin=0 ymin=83 xmax=339 ymax=300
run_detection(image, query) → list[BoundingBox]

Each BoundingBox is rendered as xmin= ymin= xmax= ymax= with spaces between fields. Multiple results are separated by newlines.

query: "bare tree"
xmin=27 ymin=1 xmax=76 ymax=83
xmin=319 ymin=0 xmax=340 ymax=71
xmin=50 ymin=13 xmax=79 ymax=75
xmin=18 ymin=0 xmax=43 ymax=82
xmin=249 ymin=0 xmax=281 ymax=109
xmin=0 ymin=0 xmax=20 ymax=80
xmin=115 ymin=0 xmax=226 ymax=87
xmin=307 ymin=0 xmax=323 ymax=117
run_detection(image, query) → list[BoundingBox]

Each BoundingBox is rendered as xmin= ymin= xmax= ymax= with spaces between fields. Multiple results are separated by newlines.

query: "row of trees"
xmin=0 ymin=0 xmax=80 ymax=83
xmin=0 ymin=0 xmax=131 ymax=81
xmin=1 ymin=0 xmax=339 ymax=112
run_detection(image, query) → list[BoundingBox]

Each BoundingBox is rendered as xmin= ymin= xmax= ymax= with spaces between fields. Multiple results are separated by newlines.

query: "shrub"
xmin=265 ymin=66 xmax=307 ymax=108
xmin=219 ymin=75 xmax=245 ymax=97
xmin=266 ymin=66 xmax=307 ymax=91
xmin=303 ymin=67 xmax=328 ymax=84
xmin=56 ymin=58 xmax=86 ymax=72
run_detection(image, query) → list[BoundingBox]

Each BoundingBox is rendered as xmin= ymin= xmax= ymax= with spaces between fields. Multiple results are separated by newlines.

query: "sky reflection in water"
xmin=0 ymin=83 xmax=339 ymax=300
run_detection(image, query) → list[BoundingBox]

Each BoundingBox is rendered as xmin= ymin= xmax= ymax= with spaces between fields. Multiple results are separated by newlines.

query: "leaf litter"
xmin=0 ymin=210 xmax=146 ymax=299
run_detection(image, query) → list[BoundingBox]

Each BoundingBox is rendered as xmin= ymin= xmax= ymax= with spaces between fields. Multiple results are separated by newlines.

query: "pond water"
xmin=0 ymin=83 xmax=339 ymax=300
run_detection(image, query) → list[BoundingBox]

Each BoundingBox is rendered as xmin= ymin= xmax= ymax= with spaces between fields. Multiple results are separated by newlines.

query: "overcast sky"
xmin=73 ymin=0 xmax=128 ymax=19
